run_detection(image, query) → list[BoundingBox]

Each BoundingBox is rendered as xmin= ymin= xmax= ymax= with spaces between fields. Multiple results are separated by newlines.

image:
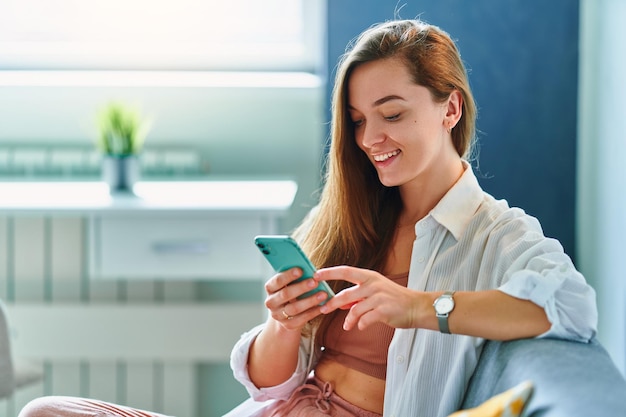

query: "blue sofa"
xmin=462 ymin=337 xmax=626 ymax=416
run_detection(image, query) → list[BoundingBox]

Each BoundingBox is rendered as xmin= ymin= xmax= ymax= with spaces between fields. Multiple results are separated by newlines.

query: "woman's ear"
xmin=444 ymin=90 xmax=463 ymax=131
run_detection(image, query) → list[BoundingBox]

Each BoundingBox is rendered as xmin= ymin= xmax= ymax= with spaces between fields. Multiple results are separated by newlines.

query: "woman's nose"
xmin=359 ymin=121 xmax=386 ymax=149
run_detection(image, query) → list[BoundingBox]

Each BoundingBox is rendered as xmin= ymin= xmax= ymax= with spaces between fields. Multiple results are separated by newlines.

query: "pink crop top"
xmin=320 ymin=272 xmax=409 ymax=380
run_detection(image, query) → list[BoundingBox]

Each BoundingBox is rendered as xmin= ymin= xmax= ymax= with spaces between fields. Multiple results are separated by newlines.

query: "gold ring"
xmin=282 ymin=310 xmax=293 ymax=320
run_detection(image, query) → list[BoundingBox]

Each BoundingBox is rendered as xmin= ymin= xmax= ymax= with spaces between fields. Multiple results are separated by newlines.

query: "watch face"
xmin=435 ymin=297 xmax=454 ymax=314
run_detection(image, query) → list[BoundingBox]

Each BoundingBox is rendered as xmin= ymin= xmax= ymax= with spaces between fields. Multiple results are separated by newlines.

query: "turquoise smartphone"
xmin=254 ymin=235 xmax=335 ymax=305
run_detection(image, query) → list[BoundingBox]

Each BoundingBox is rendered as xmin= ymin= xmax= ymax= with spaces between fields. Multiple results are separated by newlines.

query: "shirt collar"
xmin=429 ymin=160 xmax=484 ymax=241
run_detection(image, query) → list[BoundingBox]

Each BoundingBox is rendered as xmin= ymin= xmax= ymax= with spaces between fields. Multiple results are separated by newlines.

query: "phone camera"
xmin=262 ymin=249 xmax=270 ymax=255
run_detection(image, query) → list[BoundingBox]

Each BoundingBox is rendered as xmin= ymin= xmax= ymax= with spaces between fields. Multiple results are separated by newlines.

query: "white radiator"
xmin=0 ymin=216 xmax=266 ymax=417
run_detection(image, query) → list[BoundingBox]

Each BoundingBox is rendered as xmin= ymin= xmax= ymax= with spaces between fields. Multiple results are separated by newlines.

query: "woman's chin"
xmin=377 ymin=175 xmax=401 ymax=188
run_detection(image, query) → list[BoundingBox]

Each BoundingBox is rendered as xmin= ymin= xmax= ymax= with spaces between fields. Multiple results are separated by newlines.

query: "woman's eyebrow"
xmin=373 ymin=95 xmax=405 ymax=107
xmin=348 ymin=95 xmax=406 ymax=111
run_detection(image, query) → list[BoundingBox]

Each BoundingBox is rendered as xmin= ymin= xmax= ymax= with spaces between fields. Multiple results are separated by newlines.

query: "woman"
xmin=227 ymin=18 xmax=596 ymax=417
xmin=18 ymin=18 xmax=596 ymax=417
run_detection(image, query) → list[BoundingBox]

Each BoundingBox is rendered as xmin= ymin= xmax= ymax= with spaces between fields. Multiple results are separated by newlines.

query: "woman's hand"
xmin=248 ymin=267 xmax=330 ymax=388
xmin=264 ymin=267 xmax=330 ymax=330
xmin=316 ymin=266 xmax=428 ymax=331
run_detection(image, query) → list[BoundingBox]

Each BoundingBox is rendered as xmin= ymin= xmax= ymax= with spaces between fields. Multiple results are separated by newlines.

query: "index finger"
xmin=314 ymin=265 xmax=365 ymax=285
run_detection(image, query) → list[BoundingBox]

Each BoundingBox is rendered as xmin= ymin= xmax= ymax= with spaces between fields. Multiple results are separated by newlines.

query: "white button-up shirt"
xmin=229 ymin=163 xmax=598 ymax=417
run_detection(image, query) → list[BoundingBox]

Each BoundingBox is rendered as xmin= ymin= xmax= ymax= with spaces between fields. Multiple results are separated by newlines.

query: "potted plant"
xmin=96 ymin=102 xmax=149 ymax=192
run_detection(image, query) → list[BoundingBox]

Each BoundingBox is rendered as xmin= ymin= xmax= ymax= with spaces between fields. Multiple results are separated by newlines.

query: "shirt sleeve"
xmin=490 ymin=212 xmax=598 ymax=342
xmin=229 ymin=323 xmax=314 ymax=402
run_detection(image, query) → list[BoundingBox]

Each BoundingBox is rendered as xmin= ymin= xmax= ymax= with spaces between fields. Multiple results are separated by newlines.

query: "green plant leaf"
xmin=96 ymin=102 xmax=148 ymax=156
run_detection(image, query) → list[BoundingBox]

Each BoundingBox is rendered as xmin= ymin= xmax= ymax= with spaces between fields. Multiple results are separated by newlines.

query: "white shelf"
xmin=0 ymin=179 xmax=297 ymax=215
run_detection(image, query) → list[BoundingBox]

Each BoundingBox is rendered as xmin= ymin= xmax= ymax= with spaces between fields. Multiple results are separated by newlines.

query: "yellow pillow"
xmin=448 ymin=381 xmax=534 ymax=417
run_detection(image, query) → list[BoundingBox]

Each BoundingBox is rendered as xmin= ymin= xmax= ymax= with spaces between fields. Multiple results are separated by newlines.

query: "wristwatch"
xmin=433 ymin=291 xmax=456 ymax=334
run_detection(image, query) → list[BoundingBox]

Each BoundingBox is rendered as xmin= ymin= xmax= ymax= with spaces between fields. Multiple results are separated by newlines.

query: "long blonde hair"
xmin=294 ymin=19 xmax=477 ymax=334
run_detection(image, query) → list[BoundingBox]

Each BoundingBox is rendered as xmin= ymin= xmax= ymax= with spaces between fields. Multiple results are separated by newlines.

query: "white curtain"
xmin=578 ymin=0 xmax=626 ymax=374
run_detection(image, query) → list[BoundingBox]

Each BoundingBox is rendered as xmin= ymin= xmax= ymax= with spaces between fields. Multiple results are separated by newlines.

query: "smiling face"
xmin=347 ymin=58 xmax=462 ymax=194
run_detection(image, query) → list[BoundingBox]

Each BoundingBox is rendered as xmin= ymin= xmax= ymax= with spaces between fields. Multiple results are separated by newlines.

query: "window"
xmin=0 ymin=0 xmax=325 ymax=72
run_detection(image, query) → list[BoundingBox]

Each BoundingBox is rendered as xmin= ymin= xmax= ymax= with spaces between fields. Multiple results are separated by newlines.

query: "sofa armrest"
xmin=462 ymin=338 xmax=626 ymax=417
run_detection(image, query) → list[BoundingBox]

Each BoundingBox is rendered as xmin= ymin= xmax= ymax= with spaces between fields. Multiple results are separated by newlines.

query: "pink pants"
xmin=263 ymin=376 xmax=382 ymax=417
xmin=18 ymin=377 xmax=381 ymax=417
xmin=18 ymin=396 xmax=172 ymax=417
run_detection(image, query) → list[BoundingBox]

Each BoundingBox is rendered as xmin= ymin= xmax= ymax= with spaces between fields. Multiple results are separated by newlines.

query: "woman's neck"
xmin=398 ymin=158 xmax=465 ymax=225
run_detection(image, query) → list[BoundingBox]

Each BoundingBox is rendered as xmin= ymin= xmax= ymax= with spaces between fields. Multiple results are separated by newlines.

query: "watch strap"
xmin=437 ymin=313 xmax=451 ymax=334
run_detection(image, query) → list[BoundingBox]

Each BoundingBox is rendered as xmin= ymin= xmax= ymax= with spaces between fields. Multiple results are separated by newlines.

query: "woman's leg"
xmin=18 ymin=396 xmax=173 ymax=417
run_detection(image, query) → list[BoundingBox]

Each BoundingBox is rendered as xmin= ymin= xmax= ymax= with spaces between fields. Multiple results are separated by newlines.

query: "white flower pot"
xmin=101 ymin=155 xmax=140 ymax=192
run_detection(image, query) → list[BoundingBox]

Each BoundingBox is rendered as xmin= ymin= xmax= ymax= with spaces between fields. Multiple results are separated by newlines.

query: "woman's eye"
xmin=384 ymin=113 xmax=400 ymax=121
xmin=352 ymin=119 xmax=364 ymax=127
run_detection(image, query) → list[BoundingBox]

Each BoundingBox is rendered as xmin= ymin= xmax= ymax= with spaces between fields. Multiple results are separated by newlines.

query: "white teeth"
xmin=373 ymin=150 xmax=400 ymax=162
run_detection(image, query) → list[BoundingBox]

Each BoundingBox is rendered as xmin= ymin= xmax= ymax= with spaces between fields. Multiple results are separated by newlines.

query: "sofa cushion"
xmin=462 ymin=338 xmax=626 ymax=417
xmin=450 ymin=380 xmax=533 ymax=417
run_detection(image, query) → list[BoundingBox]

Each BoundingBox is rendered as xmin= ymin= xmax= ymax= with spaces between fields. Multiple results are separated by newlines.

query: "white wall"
xmin=578 ymin=0 xmax=626 ymax=374
xmin=0 ymin=71 xmax=326 ymax=232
